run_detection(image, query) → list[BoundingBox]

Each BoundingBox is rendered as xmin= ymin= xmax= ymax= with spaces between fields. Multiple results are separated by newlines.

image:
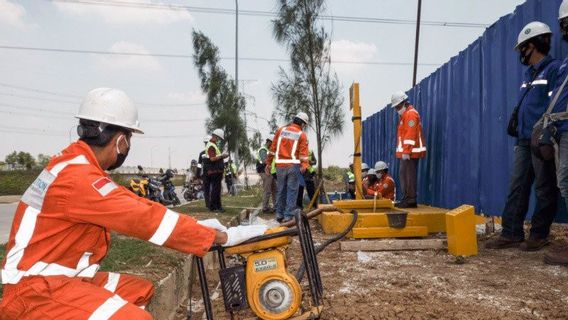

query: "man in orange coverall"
xmin=0 ymin=88 xmax=266 ymax=320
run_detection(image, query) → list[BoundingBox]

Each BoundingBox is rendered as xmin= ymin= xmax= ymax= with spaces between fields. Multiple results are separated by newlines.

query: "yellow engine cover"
xmin=246 ymin=250 xmax=301 ymax=320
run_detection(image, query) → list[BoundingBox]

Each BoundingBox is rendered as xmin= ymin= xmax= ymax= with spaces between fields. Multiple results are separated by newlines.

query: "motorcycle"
xmin=129 ymin=166 xmax=173 ymax=206
xmin=128 ymin=165 xmax=149 ymax=197
xmin=182 ymin=181 xmax=203 ymax=202
xmin=160 ymin=169 xmax=181 ymax=206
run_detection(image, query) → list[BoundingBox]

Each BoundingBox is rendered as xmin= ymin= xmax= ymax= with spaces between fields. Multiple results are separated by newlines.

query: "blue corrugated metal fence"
xmin=362 ymin=0 xmax=568 ymax=220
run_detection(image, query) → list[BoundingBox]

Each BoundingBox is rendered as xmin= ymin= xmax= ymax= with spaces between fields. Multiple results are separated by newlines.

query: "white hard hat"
xmin=560 ymin=0 xmax=568 ymax=20
xmin=76 ymin=88 xmax=143 ymax=133
xmin=374 ymin=161 xmax=388 ymax=171
xmin=515 ymin=21 xmax=552 ymax=50
xmin=203 ymin=135 xmax=211 ymax=143
xmin=391 ymin=91 xmax=408 ymax=108
xmin=212 ymin=128 xmax=225 ymax=140
xmin=361 ymin=163 xmax=369 ymax=171
xmin=294 ymin=112 xmax=309 ymax=124
xmin=367 ymin=168 xmax=377 ymax=177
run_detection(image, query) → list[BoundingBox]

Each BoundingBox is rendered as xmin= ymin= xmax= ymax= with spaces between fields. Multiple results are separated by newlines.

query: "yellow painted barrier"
xmin=319 ymin=205 xmax=447 ymax=235
xmin=445 ymin=205 xmax=478 ymax=257
xmin=331 ymin=199 xmax=395 ymax=210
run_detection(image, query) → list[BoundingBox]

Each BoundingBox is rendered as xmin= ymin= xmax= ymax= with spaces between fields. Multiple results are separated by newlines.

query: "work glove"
xmin=223 ymin=225 xmax=268 ymax=247
xmin=402 ymin=154 xmax=411 ymax=160
xmin=197 ymin=218 xmax=228 ymax=232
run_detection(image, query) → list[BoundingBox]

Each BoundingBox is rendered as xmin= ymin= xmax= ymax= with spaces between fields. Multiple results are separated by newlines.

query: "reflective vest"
xmin=204 ymin=141 xmax=221 ymax=158
xmin=204 ymin=141 xmax=224 ymax=173
xmin=267 ymin=123 xmax=309 ymax=169
xmin=1 ymin=141 xmax=216 ymax=285
xmin=346 ymin=171 xmax=355 ymax=183
xmin=396 ymin=105 xmax=426 ymax=159
xmin=368 ymin=173 xmax=396 ymax=201
xmin=307 ymin=150 xmax=316 ymax=174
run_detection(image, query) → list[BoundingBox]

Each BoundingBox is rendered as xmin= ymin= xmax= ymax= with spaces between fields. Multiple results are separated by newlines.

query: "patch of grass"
xmin=101 ymin=234 xmax=182 ymax=273
xmin=177 ymin=186 xmax=263 ymax=219
xmin=0 ymin=169 xmax=41 ymax=196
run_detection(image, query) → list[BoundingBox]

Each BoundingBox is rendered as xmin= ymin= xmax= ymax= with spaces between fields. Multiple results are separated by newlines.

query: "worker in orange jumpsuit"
xmin=391 ymin=91 xmax=426 ymax=208
xmin=0 ymin=88 xmax=267 ymax=320
xmin=369 ymin=161 xmax=396 ymax=201
xmin=266 ymin=112 xmax=310 ymax=223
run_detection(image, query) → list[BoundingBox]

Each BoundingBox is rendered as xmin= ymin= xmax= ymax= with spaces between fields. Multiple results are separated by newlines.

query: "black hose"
xmin=295 ymin=209 xmax=359 ymax=281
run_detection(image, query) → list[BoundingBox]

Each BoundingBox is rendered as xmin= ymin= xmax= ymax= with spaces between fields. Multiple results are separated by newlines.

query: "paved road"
xmin=0 ymin=203 xmax=17 ymax=244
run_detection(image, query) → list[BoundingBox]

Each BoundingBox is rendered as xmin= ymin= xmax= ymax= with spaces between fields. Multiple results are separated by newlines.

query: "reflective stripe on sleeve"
xmin=148 ymin=209 xmax=179 ymax=246
xmin=104 ymin=272 xmax=120 ymax=293
xmin=531 ymin=79 xmax=548 ymax=85
xmin=412 ymin=147 xmax=427 ymax=153
xmin=88 ymin=295 xmax=127 ymax=320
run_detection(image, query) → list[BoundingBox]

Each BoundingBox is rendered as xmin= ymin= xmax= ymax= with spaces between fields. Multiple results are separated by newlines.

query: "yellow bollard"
xmin=445 ymin=205 xmax=478 ymax=257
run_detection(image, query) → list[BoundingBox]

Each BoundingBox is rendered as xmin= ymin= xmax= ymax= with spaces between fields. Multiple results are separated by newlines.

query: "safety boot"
xmin=544 ymin=247 xmax=568 ymax=266
xmin=519 ymin=238 xmax=550 ymax=251
xmin=485 ymin=235 xmax=523 ymax=249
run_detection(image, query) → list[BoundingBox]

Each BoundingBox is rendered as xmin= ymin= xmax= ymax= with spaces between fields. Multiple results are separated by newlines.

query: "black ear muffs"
xmin=77 ymin=123 xmax=102 ymax=138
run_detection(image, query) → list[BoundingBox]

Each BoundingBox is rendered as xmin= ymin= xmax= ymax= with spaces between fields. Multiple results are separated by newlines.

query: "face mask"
xmin=397 ymin=107 xmax=406 ymax=116
xmin=377 ymin=172 xmax=383 ymax=180
xmin=108 ymin=134 xmax=130 ymax=171
xmin=362 ymin=171 xmax=368 ymax=178
xmin=519 ymin=47 xmax=534 ymax=66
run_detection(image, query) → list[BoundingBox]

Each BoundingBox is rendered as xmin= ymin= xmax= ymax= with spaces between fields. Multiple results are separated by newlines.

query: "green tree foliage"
xmin=271 ymin=0 xmax=345 ymax=178
xmin=5 ymin=151 xmax=18 ymax=166
xmin=192 ymin=30 xmax=252 ymax=168
xmin=17 ymin=151 xmax=36 ymax=170
xmin=37 ymin=154 xmax=51 ymax=168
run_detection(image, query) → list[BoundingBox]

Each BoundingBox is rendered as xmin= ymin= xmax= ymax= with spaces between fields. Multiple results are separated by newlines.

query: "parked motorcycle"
xmin=129 ymin=165 xmax=173 ymax=206
xmin=160 ymin=169 xmax=181 ymax=206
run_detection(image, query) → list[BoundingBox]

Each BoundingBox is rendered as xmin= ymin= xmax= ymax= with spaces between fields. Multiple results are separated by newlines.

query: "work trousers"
xmin=261 ymin=172 xmax=276 ymax=210
xmin=501 ymin=140 xmax=559 ymax=240
xmin=556 ymin=132 xmax=568 ymax=219
xmin=0 ymin=272 xmax=154 ymax=320
xmin=297 ymin=175 xmax=317 ymax=209
xmin=209 ymin=173 xmax=223 ymax=210
xmin=202 ymin=174 xmax=211 ymax=209
xmin=276 ymin=165 xmax=300 ymax=221
xmin=399 ymin=158 xmax=419 ymax=204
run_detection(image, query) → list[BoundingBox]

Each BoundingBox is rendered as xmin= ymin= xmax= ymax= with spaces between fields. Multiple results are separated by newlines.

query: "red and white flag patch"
xmin=92 ymin=177 xmax=118 ymax=197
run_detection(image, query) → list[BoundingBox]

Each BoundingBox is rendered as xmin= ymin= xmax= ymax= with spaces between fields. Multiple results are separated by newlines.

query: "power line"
xmin=0 ymin=45 xmax=442 ymax=67
xmin=50 ymin=0 xmax=490 ymax=28
xmin=0 ymin=82 xmax=207 ymax=108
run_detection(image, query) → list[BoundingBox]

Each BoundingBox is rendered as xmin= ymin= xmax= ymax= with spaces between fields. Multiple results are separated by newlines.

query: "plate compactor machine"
xmin=189 ymin=208 xmax=357 ymax=320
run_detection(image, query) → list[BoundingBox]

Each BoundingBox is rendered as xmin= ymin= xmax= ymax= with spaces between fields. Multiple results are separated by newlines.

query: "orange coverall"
xmin=0 ymin=141 xmax=217 ymax=320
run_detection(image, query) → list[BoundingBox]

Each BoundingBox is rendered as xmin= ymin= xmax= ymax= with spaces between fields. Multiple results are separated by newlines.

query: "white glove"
xmin=402 ymin=154 xmax=411 ymax=160
xmin=197 ymin=219 xmax=228 ymax=232
xmin=223 ymin=225 xmax=268 ymax=247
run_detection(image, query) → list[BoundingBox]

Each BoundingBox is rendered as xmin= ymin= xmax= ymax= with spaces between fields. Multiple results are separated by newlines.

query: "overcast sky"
xmin=0 ymin=0 xmax=525 ymax=169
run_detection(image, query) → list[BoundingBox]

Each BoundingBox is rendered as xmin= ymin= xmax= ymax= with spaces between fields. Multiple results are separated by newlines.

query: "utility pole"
xmin=168 ymin=146 xmax=171 ymax=169
xmin=238 ymin=79 xmax=258 ymax=188
xmin=412 ymin=0 xmax=422 ymax=87
xmin=234 ymin=0 xmax=240 ymax=187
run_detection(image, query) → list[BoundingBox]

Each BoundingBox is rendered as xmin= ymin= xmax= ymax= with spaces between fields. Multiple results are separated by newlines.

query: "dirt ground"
xmin=180 ymin=221 xmax=568 ymax=320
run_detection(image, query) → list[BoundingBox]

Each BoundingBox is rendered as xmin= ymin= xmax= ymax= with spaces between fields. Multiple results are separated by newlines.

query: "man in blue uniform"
xmin=486 ymin=21 xmax=560 ymax=251
xmin=545 ymin=1 xmax=568 ymax=265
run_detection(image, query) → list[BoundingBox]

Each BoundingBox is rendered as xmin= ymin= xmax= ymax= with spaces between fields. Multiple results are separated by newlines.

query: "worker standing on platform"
xmin=391 ymin=91 xmax=426 ymax=208
xmin=266 ymin=112 xmax=310 ymax=223
xmin=486 ymin=21 xmax=560 ymax=251
xmin=257 ymin=134 xmax=277 ymax=213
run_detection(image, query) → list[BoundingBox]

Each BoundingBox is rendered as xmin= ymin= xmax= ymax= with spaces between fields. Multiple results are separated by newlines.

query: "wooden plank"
xmin=340 ymin=239 xmax=446 ymax=251
xmin=351 ymin=226 xmax=428 ymax=238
